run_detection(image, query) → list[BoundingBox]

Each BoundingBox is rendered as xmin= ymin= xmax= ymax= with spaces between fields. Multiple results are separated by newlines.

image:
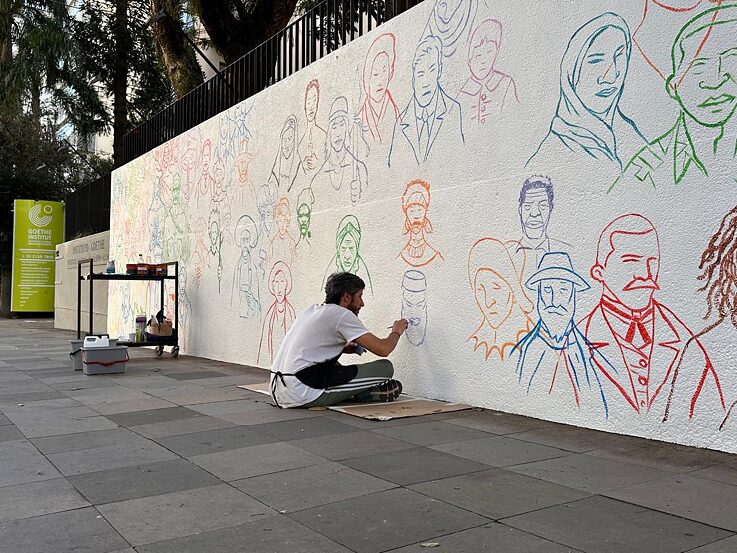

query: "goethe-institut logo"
xmin=29 ymin=204 xmax=53 ymax=227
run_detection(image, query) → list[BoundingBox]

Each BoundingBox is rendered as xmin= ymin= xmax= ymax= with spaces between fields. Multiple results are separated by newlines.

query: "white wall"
xmin=55 ymin=231 xmax=109 ymax=333
xmin=109 ymin=0 xmax=737 ymax=452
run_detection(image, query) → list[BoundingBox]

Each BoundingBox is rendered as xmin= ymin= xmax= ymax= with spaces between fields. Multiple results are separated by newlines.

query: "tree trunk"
xmin=150 ymin=0 xmax=203 ymax=98
xmin=195 ymin=0 xmax=298 ymax=65
xmin=112 ymin=0 xmax=130 ymax=167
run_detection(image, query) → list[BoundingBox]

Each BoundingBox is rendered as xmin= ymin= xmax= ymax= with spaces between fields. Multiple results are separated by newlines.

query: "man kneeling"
xmin=269 ymin=272 xmax=408 ymax=408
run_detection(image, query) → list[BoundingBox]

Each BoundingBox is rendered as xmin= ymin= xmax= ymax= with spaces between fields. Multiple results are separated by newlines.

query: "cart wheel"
xmin=154 ymin=345 xmax=164 ymax=357
xmin=171 ymin=346 xmax=180 ymax=359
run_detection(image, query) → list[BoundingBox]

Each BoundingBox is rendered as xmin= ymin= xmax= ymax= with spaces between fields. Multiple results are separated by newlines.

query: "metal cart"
xmin=77 ymin=259 xmax=180 ymax=358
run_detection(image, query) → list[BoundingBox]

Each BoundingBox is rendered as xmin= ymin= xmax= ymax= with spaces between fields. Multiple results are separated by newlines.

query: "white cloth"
xmin=269 ymin=304 xmax=369 ymax=408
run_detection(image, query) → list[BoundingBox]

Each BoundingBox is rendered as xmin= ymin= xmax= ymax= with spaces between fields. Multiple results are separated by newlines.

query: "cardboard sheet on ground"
xmin=237 ymin=383 xmax=470 ymax=420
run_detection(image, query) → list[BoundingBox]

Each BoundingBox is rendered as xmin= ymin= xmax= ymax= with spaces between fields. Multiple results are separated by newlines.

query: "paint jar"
xmin=135 ymin=316 xmax=146 ymax=342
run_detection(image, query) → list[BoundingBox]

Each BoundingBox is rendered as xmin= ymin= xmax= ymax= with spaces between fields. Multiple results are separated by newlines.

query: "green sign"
xmin=11 ymin=200 xmax=65 ymax=312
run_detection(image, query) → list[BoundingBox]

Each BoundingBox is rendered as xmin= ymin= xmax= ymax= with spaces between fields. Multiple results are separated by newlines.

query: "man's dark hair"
xmin=325 ymin=272 xmax=365 ymax=304
xmin=519 ymin=175 xmax=554 ymax=208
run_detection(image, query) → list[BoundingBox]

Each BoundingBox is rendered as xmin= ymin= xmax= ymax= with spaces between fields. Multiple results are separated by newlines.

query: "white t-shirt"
xmin=269 ymin=303 xmax=369 ymax=408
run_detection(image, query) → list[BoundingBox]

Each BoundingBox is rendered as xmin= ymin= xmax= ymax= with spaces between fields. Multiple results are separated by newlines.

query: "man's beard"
xmin=540 ymin=309 xmax=572 ymax=343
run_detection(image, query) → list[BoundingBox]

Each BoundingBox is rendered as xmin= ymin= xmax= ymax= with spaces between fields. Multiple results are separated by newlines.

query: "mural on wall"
xmin=467 ymin=237 xmax=532 ymax=361
xmin=401 ymin=270 xmax=428 ymax=346
xmin=507 ymin=175 xmax=570 ymax=284
xmin=458 ymin=18 xmax=518 ymax=125
xmin=323 ymin=215 xmax=374 ymax=295
xmin=357 ymin=33 xmax=400 ymax=146
xmin=108 ymin=0 xmax=737 ymax=454
xmin=389 ymin=35 xmax=464 ymax=167
xmin=258 ymin=261 xmax=296 ymax=364
xmin=298 ymin=80 xmax=327 ymax=176
xmin=399 ymin=178 xmax=443 ymax=267
xmin=527 ymin=12 xmax=647 ymax=172
xmin=311 ymin=96 xmax=369 ymax=206
xmin=513 ymin=252 xmax=608 ymax=418
xmin=232 ymin=214 xmax=264 ymax=319
xmin=582 ymin=214 xmax=725 ymax=419
xmin=614 ymin=4 xmax=737 ymax=189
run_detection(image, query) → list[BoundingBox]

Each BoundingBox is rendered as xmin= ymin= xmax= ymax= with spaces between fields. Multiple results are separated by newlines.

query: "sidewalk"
xmin=0 ymin=319 xmax=736 ymax=553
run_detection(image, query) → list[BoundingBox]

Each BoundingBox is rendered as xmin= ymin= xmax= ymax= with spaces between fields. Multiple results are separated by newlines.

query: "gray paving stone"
xmin=508 ymin=452 xmax=673 ymax=494
xmin=690 ymin=459 xmax=737 ymax=487
xmin=31 ymin=427 xmax=143 ymax=454
xmin=135 ymin=515 xmax=353 ymax=553
xmin=215 ymin=406 xmax=319 ymax=425
xmin=190 ymin=441 xmax=327 ymax=481
xmin=290 ymin=429 xmax=417 ymax=460
xmin=0 ymin=506 xmax=129 ymax=553
xmin=91 ymin=397 xmax=178 ymax=414
xmin=186 ymin=398 xmax=277 ymax=416
xmin=290 ymin=487 xmax=489 ymax=553
xmin=0 ymin=439 xmax=62 ymax=487
xmin=6 ymin=361 xmax=69 ymax=370
xmin=0 ymin=413 xmax=10 ymax=425
xmin=0 ymin=371 xmax=33 ymax=381
xmin=687 ymin=536 xmax=737 ymax=552
xmin=0 ymin=424 xmax=24 ymax=441
xmin=509 ymin=424 xmax=616 ymax=453
xmin=62 ymin=386 xmax=155 ymax=405
xmin=249 ymin=416 xmax=359 ymax=441
xmin=0 ymin=391 xmax=66 ymax=407
xmin=129 ymin=414 xmax=236 ymax=438
xmin=389 ymin=522 xmax=583 ymax=552
xmin=373 ymin=420 xmax=493 ymax=445
xmin=105 ymin=406 xmax=203 ymax=426
xmin=446 ymin=410 xmax=555 ymax=434
xmin=163 ymin=387 xmax=263 ymax=405
xmin=154 ymin=425 xmax=280 ymax=457
xmin=341 ymin=446 xmax=491 ymax=485
xmin=0 ymin=477 xmax=90 ymax=522
xmin=163 ymin=370 xmax=229 ymax=380
xmin=98 ymin=484 xmax=273 ymax=546
xmin=69 ymin=459 xmax=222 ymax=504
xmin=503 ymin=495 xmax=732 ymax=553
xmin=587 ymin=436 xmax=735 ymax=473
xmin=431 ymin=435 xmax=569 ymax=467
xmin=605 ymin=474 xmax=737 ymax=531
xmin=233 ymin=461 xmax=396 ymax=512
xmin=410 ymin=468 xmax=590 ymax=519
xmin=9 ymin=411 xmax=118 ymax=438
xmin=48 ymin=438 xmax=178 ymax=476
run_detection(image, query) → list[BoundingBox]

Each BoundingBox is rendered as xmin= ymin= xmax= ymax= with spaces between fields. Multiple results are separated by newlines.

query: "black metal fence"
xmin=64 ymin=173 xmax=111 ymax=240
xmin=123 ymin=0 xmax=422 ymax=164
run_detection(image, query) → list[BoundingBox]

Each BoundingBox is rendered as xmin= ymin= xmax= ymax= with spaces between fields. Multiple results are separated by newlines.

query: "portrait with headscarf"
xmin=231 ymin=214 xmax=264 ymax=319
xmin=398 ymin=179 xmax=443 ymax=267
xmin=322 ymin=215 xmax=374 ymax=295
xmin=258 ymin=261 xmax=296 ymax=364
xmin=467 ymin=237 xmax=533 ymax=361
xmin=357 ymin=33 xmax=400 ymax=146
xmin=527 ymin=13 xmax=647 ymax=173
xmin=270 ymin=115 xmax=303 ymax=193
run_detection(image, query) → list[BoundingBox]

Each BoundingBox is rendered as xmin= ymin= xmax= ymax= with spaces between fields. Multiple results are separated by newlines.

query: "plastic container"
xmin=69 ymin=339 xmax=84 ymax=371
xmin=81 ymin=345 xmax=129 ymax=375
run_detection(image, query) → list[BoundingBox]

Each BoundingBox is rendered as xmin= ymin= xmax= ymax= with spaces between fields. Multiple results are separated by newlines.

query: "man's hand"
xmin=343 ymin=341 xmax=359 ymax=354
xmin=391 ymin=319 xmax=409 ymax=336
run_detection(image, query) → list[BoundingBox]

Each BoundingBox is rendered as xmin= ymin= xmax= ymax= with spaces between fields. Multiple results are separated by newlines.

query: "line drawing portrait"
xmin=357 ymin=33 xmax=400 ymax=145
xmin=398 ymin=178 xmax=443 ymax=267
xmin=230 ymin=102 xmax=252 ymax=154
xmin=512 ymin=252 xmax=609 ymax=418
xmin=581 ymin=214 xmax=724 ymax=420
xmin=507 ymin=175 xmax=570 ymax=283
xmin=179 ymin=128 xmax=201 ymax=203
xmin=467 ymin=237 xmax=533 ymax=361
xmin=147 ymin=178 xmax=165 ymax=261
xmin=613 ymin=4 xmax=737 ymax=190
xmin=298 ymin=79 xmax=327 ymax=176
xmin=269 ymin=197 xmax=297 ymax=264
xmin=256 ymin=182 xmax=277 ymax=240
xmin=257 ymin=261 xmax=296 ymax=365
xmin=235 ymin=138 xmax=255 ymax=206
xmin=311 ymin=96 xmax=368 ymax=206
xmin=322 ymin=215 xmax=373 ymax=295
xmin=527 ymin=13 xmax=647 ymax=172
xmin=458 ymin=18 xmax=519 ymax=125
xmin=232 ymin=214 xmax=265 ymax=319
xmin=423 ymin=0 xmax=485 ymax=59
xmin=217 ymin=112 xmax=235 ymax=162
xmin=402 ymin=270 xmax=428 ymax=346
xmin=295 ymin=187 xmax=315 ymax=250
xmin=632 ymin=0 xmax=723 ymax=86
xmin=211 ymin=154 xmax=228 ymax=203
xmin=665 ymin=204 xmax=736 ymax=428
xmin=190 ymin=216 xmax=207 ymax=287
xmin=389 ymin=35 xmax=464 ymax=167
xmin=163 ymin=175 xmax=190 ymax=264
xmin=207 ymin=208 xmax=224 ymax=293
xmin=197 ymin=139 xmax=214 ymax=206
xmin=269 ymin=115 xmax=303 ymax=193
